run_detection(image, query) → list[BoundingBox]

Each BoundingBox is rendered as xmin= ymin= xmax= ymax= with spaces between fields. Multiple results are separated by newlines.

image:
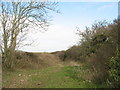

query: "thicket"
xmin=107 ymin=49 xmax=120 ymax=88
xmin=60 ymin=19 xmax=120 ymax=87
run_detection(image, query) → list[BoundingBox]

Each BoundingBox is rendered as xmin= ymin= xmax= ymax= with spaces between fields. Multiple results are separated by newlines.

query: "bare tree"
xmin=0 ymin=0 xmax=59 ymax=69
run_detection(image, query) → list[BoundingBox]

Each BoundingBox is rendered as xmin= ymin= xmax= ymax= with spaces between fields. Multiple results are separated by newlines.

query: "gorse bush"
xmin=107 ymin=48 xmax=120 ymax=88
xmin=61 ymin=19 xmax=119 ymax=86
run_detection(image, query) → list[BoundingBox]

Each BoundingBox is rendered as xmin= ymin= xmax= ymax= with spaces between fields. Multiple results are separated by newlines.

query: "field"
xmin=3 ymin=53 xmax=107 ymax=88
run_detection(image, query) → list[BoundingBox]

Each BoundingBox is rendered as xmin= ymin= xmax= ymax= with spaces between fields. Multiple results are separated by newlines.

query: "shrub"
xmin=107 ymin=49 xmax=120 ymax=88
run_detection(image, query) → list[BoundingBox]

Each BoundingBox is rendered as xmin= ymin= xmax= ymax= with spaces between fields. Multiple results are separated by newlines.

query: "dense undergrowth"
xmin=54 ymin=19 xmax=120 ymax=88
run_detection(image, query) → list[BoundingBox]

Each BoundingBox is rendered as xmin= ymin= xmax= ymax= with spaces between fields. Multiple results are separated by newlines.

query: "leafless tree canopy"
xmin=0 ymin=0 xmax=58 ymax=69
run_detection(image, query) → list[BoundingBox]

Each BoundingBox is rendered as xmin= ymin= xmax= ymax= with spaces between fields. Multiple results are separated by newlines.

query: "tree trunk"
xmin=3 ymin=38 xmax=16 ymax=70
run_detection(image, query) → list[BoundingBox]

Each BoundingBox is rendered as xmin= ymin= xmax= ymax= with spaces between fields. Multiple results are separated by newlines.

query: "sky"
xmin=20 ymin=2 xmax=118 ymax=52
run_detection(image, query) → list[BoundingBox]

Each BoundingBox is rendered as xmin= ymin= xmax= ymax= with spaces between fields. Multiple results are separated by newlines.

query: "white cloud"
xmin=20 ymin=24 xmax=79 ymax=52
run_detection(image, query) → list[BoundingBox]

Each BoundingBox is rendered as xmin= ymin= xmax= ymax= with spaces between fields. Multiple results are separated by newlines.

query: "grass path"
xmin=3 ymin=65 xmax=106 ymax=88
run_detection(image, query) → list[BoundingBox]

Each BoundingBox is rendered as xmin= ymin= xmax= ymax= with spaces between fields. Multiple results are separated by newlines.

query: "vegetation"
xmin=1 ymin=1 xmax=119 ymax=88
xmin=3 ymin=66 xmax=107 ymax=88
xmin=2 ymin=19 xmax=120 ymax=88
xmin=63 ymin=20 xmax=117 ymax=61
xmin=107 ymin=48 xmax=120 ymax=88
xmin=59 ymin=19 xmax=120 ymax=87
xmin=0 ymin=0 xmax=58 ymax=69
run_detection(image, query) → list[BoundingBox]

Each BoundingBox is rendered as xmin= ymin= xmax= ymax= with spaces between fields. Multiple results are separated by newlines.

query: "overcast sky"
xmin=20 ymin=1 xmax=118 ymax=52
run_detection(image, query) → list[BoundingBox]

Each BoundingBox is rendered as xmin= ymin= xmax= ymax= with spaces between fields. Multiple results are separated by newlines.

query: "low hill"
xmin=15 ymin=51 xmax=62 ymax=69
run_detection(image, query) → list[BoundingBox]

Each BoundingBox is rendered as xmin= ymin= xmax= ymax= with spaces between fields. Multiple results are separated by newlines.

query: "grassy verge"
xmin=3 ymin=65 xmax=107 ymax=88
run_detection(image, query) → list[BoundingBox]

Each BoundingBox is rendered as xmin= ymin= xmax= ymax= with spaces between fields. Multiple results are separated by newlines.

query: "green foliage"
xmin=61 ymin=19 xmax=119 ymax=86
xmin=107 ymin=49 xmax=120 ymax=88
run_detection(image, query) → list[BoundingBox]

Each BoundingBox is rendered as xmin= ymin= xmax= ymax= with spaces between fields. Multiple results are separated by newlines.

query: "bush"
xmin=63 ymin=20 xmax=118 ymax=85
xmin=107 ymin=49 xmax=120 ymax=88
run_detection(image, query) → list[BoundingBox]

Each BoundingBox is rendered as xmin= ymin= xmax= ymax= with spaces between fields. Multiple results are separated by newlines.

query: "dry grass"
xmin=15 ymin=51 xmax=62 ymax=69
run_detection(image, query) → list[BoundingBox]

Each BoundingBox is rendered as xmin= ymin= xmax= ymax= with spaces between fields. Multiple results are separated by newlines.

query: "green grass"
xmin=3 ymin=66 xmax=107 ymax=88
